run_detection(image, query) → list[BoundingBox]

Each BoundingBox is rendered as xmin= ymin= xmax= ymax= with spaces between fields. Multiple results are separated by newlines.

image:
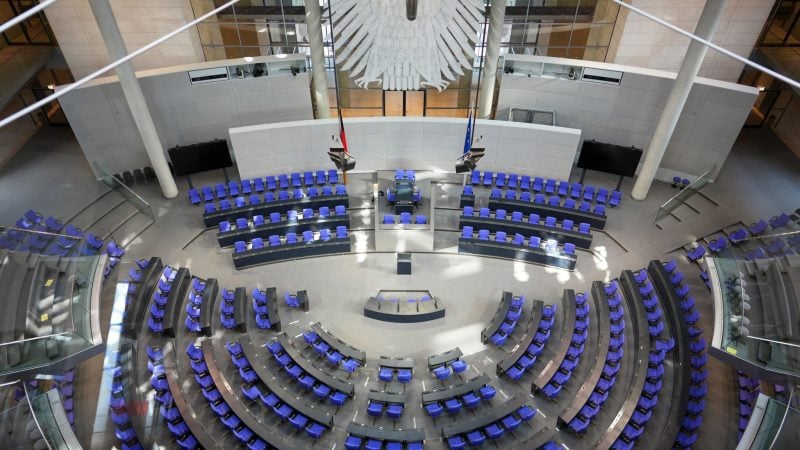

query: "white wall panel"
xmin=497 ymin=56 xmax=757 ymax=182
xmin=230 ymin=118 xmax=581 ymax=181
xmin=58 ymin=56 xmax=313 ymax=176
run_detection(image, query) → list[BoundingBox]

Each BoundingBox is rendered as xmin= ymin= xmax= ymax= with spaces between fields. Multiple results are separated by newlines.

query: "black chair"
xmin=122 ymin=171 xmax=135 ymax=186
xmin=144 ymin=166 xmax=156 ymax=181
xmin=133 ymin=169 xmax=145 ymax=184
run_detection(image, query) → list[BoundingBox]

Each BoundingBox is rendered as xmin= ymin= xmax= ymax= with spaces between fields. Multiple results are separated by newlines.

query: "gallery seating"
xmin=496 ymin=300 xmax=553 ymax=380
xmin=189 ymin=170 xmax=340 ymax=204
xmin=470 ymin=171 xmax=620 ymax=207
xmin=534 ymin=290 xmax=587 ymax=399
xmin=202 ymin=187 xmax=349 ymax=227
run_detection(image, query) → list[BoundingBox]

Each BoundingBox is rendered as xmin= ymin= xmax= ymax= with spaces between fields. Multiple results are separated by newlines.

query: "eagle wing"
xmin=330 ymin=0 xmax=485 ymax=91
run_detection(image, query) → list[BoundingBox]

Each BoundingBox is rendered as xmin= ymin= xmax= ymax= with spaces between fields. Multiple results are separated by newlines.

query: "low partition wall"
xmin=230 ymin=117 xmax=582 ymax=181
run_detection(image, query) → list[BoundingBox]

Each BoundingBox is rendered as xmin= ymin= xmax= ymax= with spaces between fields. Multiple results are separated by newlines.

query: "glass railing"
xmin=708 ymin=229 xmax=800 ymax=379
xmin=746 ymin=394 xmax=800 ymax=450
xmin=94 ymin=163 xmax=155 ymax=222
xmin=0 ymin=227 xmax=106 ymax=380
xmin=0 ymin=389 xmax=40 ymax=448
xmin=26 ymin=386 xmax=80 ymax=450
xmin=655 ymin=165 xmax=717 ymax=223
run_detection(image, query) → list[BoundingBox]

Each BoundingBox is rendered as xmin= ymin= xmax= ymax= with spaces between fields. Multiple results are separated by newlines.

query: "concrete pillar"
xmin=305 ymin=0 xmax=331 ymax=119
xmin=477 ymin=0 xmax=506 ymax=120
xmin=89 ymin=0 xmax=178 ymax=199
xmin=631 ymin=0 xmax=725 ymax=201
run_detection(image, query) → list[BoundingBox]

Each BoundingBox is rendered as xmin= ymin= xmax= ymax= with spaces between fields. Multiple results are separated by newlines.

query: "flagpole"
xmin=470 ymin=6 xmax=490 ymax=145
xmin=326 ymin=0 xmax=347 ymax=185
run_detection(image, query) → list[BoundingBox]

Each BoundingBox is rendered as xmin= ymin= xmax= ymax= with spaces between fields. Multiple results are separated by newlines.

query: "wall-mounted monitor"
xmin=168 ymin=139 xmax=232 ymax=176
xmin=576 ymin=140 xmax=642 ymax=177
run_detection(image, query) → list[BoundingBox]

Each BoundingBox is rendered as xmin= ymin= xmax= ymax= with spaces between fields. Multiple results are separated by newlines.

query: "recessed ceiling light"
xmin=275 ymin=53 xmax=287 ymax=59
xmin=286 ymin=31 xmax=296 ymax=35
xmin=258 ymin=27 xmax=267 ymax=33
xmin=244 ymin=56 xmax=254 ymax=62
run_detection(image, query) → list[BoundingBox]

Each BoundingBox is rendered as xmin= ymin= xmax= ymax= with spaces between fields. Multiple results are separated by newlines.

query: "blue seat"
xmin=433 ymin=366 xmax=451 ymax=380
xmin=425 ymin=402 xmax=443 ymax=417
xmin=478 ymin=229 xmax=490 ymax=240
xmin=520 ymin=191 xmax=531 ymax=202
xmin=532 ymin=177 xmax=544 ymax=192
xmin=345 ymin=436 xmax=363 ymax=450
xmin=483 ymin=171 xmax=493 ymax=186
xmin=479 ymin=385 xmax=496 ymax=400
xmin=415 ymin=215 xmax=427 ymax=224
xmin=397 ymin=369 xmax=412 ymax=383
xmin=367 ymin=400 xmax=385 ymax=417
xmin=447 ymin=435 xmax=466 ymax=450
xmin=467 ymin=430 xmax=485 ymax=446
xmin=490 ymin=188 xmax=501 ymax=198
xmin=504 ymin=189 xmax=516 ymax=200
xmin=306 ymin=421 xmax=326 ymax=439
xmin=534 ymin=193 xmax=546 ymax=204
xmin=548 ymin=196 xmax=560 ymax=207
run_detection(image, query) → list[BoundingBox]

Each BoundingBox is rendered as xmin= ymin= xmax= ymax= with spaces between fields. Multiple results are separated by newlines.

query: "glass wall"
xmin=191 ymin=1 xmax=621 ymax=118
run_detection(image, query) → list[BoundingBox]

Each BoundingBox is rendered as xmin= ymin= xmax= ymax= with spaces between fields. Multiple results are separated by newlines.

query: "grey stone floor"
xmin=1 ymin=126 xmax=799 ymax=449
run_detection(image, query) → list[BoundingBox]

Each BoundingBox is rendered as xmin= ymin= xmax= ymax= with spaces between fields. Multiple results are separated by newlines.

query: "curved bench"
xmin=123 ymin=257 xmax=163 ymax=335
xmin=481 ymin=291 xmax=515 ymax=344
xmin=458 ymin=237 xmax=576 ymax=270
xmin=200 ymin=339 xmax=295 ymax=450
xmin=422 ymin=373 xmax=491 ymax=404
xmin=237 ymin=334 xmax=333 ymax=428
xmin=311 ymin=322 xmax=366 ymax=364
xmin=203 ymin=194 xmax=349 ymax=227
xmin=440 ymin=393 xmax=536 ymax=440
xmin=364 ymin=296 xmax=445 ymax=323
xmin=533 ymin=290 xmax=577 ymax=390
xmin=161 ymin=341 xmax=224 ymax=449
xmin=460 ymin=214 xmax=593 ymax=250
xmin=592 ymin=271 xmax=651 ymax=449
xmin=232 ymin=237 xmax=351 ymax=269
xmin=647 ymin=260 xmax=691 ymax=449
xmin=488 ymin=198 xmax=606 ymax=229
xmin=275 ymin=333 xmax=355 ymax=397
xmin=217 ymin=213 xmax=350 ymax=247
xmin=160 ymin=268 xmax=190 ymax=337
xmin=496 ymin=299 xmax=545 ymax=375
xmin=346 ymin=422 xmax=424 ymax=449
xmin=197 ymin=278 xmax=219 ymax=336
xmin=559 ymin=282 xmax=610 ymax=424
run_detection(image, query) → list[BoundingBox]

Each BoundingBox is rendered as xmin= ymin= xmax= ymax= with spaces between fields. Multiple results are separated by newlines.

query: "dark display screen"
xmin=168 ymin=139 xmax=232 ymax=176
xmin=576 ymin=140 xmax=643 ymax=177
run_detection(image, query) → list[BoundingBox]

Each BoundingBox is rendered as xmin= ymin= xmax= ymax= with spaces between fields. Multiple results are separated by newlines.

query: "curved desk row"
xmin=422 ymin=373 xmax=491 ymax=404
xmin=488 ymin=199 xmax=606 ymax=229
xmin=368 ymin=390 xmax=407 ymax=404
xmin=160 ymin=268 xmax=190 ymax=338
xmin=533 ymin=289 xmax=577 ymax=389
xmin=197 ymin=278 xmax=219 ymax=337
xmin=275 ymin=333 xmax=355 ymax=397
xmin=200 ymin=340 xmax=295 ymax=450
xmin=440 ymin=393 xmax=535 ymax=439
xmin=647 ymin=260 xmax=691 ymax=450
xmin=203 ymin=194 xmax=349 ymax=227
xmin=123 ymin=257 xmax=163 ymax=335
xmin=458 ymin=238 xmax=576 ymax=271
xmin=238 ymin=334 xmax=333 ymax=428
xmin=346 ymin=422 xmax=425 ymax=445
xmin=379 ymin=356 xmax=415 ymax=370
xmin=428 ymin=348 xmax=463 ymax=370
xmin=481 ymin=291 xmax=515 ymax=344
xmin=162 ymin=341 xmax=224 ymax=450
xmin=592 ymin=272 xmax=651 ymax=450
xmin=232 ymin=238 xmax=351 ymax=269
xmin=217 ymin=215 xmax=350 ymax=248
xmin=311 ymin=322 xmax=366 ymax=363
xmin=460 ymin=216 xmax=593 ymax=250
xmin=363 ymin=297 xmax=446 ymax=323
xmin=496 ymin=299 xmax=545 ymax=375
xmin=559 ymin=282 xmax=611 ymax=424
xmin=253 ymin=287 xmax=281 ymax=331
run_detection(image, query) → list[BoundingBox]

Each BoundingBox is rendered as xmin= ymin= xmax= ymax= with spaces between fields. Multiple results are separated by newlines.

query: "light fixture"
xmin=257 ymin=27 xmax=267 ymax=33
xmin=286 ymin=30 xmax=296 ymax=36
xmin=46 ymin=84 xmax=55 ymax=90
xmin=758 ymin=85 xmax=766 ymax=92
xmin=243 ymin=56 xmax=254 ymax=62
xmin=275 ymin=52 xmax=287 ymax=59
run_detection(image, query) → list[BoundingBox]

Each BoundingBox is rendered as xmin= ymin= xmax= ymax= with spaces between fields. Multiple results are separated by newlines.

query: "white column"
xmin=477 ymin=0 xmax=506 ymax=120
xmin=630 ymin=0 xmax=725 ymax=200
xmin=88 ymin=0 xmax=178 ymax=199
xmin=305 ymin=0 xmax=331 ymax=119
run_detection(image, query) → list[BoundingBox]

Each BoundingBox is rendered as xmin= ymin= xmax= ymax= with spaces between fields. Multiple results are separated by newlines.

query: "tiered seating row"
xmin=382 ymin=213 xmax=428 ymax=225
xmin=109 ymin=363 xmax=143 ymax=450
xmin=442 ymin=394 xmax=537 ymax=448
xmin=481 ymin=292 xmax=525 ymax=346
xmin=423 ymin=373 xmax=495 ymax=418
xmin=202 ymin=189 xmax=349 ymax=227
xmin=251 ymin=287 xmax=281 ymax=331
xmin=189 ymin=170 xmax=340 ymax=204
xmin=232 ymin=226 xmax=351 ymax=269
xmin=303 ymin=322 xmax=365 ymax=372
xmin=737 ymin=372 xmax=760 ymax=442
xmin=496 ymin=299 xmax=550 ymax=379
xmin=647 ymin=260 xmax=705 ymax=449
xmin=561 ymin=283 xmax=613 ymax=432
xmin=459 ymin=226 xmax=576 ymax=270
xmin=123 ymin=257 xmax=163 ymax=335
xmin=345 ymin=422 xmax=424 ymax=450
xmin=219 ymin=287 xmax=247 ymax=331
xmin=269 ymin=333 xmax=355 ymax=398
xmin=147 ymin=343 xmax=221 ymax=449
xmin=536 ymin=290 xmax=588 ymax=399
xmin=218 ymin=205 xmax=350 ymax=247
xmin=147 ymin=266 xmax=190 ymax=337
xmin=428 ymin=348 xmax=468 ymax=382
xmin=461 ymin=206 xmax=593 ymax=250
xmin=191 ymin=341 xmax=295 ymax=449
xmin=469 ymin=171 xmax=621 ymax=207
xmin=231 ymin=336 xmax=334 ymax=432
xmin=184 ymin=277 xmax=218 ymax=336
